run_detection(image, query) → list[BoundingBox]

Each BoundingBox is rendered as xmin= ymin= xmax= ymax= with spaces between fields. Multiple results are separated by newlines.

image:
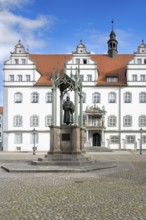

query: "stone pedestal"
xmin=80 ymin=127 xmax=86 ymax=153
xmin=49 ymin=125 xmax=85 ymax=154
xmin=49 ymin=126 xmax=61 ymax=153
xmin=71 ymin=126 xmax=81 ymax=154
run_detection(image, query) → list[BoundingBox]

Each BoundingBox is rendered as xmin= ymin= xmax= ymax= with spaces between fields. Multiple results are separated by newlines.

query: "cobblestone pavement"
xmin=0 ymin=152 xmax=146 ymax=220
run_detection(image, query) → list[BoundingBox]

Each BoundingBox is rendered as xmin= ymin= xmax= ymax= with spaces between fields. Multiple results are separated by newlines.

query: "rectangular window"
xmin=109 ymin=93 xmax=116 ymax=103
xmin=80 ymin=75 xmax=84 ymax=81
xmin=10 ymin=75 xmax=14 ymax=81
xmin=123 ymin=116 xmax=132 ymax=127
xmin=140 ymin=93 xmax=146 ymax=103
xmin=110 ymin=136 xmax=119 ymax=144
xmin=137 ymin=59 xmax=142 ymax=64
xmin=142 ymin=135 xmax=146 ymax=144
xmin=46 ymin=93 xmax=52 ymax=103
xmin=76 ymin=58 xmax=80 ymax=64
xmin=108 ymin=116 xmax=116 ymax=127
xmin=18 ymin=75 xmax=22 ymax=81
xmin=14 ymin=116 xmax=22 ymax=127
xmin=21 ymin=59 xmax=26 ymax=64
xmin=87 ymin=75 xmax=92 ymax=81
xmin=31 ymin=92 xmax=39 ymax=103
xmin=140 ymin=75 xmax=146 ymax=81
xmin=14 ymin=93 xmax=22 ymax=103
xmin=15 ymin=133 xmax=22 ymax=144
xmin=132 ymin=75 xmax=137 ymax=81
xmin=15 ymin=59 xmax=19 ymax=64
xmin=106 ymin=77 xmax=118 ymax=82
xmin=45 ymin=116 xmax=52 ymax=127
xmin=144 ymin=59 xmax=146 ymax=64
xmin=83 ymin=59 xmax=87 ymax=64
xmin=26 ymin=75 xmax=30 ymax=81
xmin=126 ymin=135 xmax=135 ymax=144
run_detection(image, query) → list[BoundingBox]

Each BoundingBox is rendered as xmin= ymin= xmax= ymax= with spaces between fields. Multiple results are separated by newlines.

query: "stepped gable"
xmin=30 ymin=54 xmax=134 ymax=86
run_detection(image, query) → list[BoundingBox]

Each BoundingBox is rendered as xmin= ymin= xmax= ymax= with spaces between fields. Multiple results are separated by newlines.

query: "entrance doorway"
xmin=93 ymin=133 xmax=101 ymax=146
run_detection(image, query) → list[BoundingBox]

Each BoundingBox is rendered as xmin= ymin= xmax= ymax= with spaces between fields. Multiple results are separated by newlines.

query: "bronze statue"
xmin=63 ymin=96 xmax=74 ymax=125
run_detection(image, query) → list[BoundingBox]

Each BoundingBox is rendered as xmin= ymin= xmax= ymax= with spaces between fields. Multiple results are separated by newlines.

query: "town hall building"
xmin=3 ymin=25 xmax=146 ymax=151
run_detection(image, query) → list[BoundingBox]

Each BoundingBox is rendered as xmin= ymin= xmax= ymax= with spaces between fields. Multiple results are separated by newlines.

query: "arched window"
xmin=139 ymin=92 xmax=146 ymax=103
xmin=14 ymin=115 xmax=23 ymax=127
xmin=14 ymin=92 xmax=22 ymax=103
xmin=45 ymin=115 xmax=52 ymax=127
xmin=124 ymin=92 xmax=132 ymax=103
xmin=123 ymin=115 xmax=132 ymax=127
xmin=108 ymin=115 xmax=117 ymax=127
xmin=31 ymin=92 xmax=39 ymax=103
xmin=139 ymin=115 xmax=146 ymax=127
xmin=46 ymin=92 xmax=52 ymax=103
xmin=108 ymin=92 xmax=116 ymax=103
xmin=92 ymin=92 xmax=100 ymax=103
xmin=30 ymin=115 xmax=39 ymax=127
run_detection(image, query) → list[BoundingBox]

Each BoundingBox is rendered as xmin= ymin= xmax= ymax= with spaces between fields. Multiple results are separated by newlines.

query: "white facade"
xmin=0 ymin=108 xmax=3 ymax=149
xmin=3 ymin=39 xmax=146 ymax=151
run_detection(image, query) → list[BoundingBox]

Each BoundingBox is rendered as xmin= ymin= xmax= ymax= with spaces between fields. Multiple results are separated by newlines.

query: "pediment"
xmin=85 ymin=105 xmax=105 ymax=114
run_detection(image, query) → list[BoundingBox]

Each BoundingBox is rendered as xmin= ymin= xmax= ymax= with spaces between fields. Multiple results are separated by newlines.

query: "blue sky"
xmin=0 ymin=0 xmax=146 ymax=105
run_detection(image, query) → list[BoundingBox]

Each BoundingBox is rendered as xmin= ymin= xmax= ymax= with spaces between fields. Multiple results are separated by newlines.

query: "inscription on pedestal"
xmin=62 ymin=133 xmax=70 ymax=141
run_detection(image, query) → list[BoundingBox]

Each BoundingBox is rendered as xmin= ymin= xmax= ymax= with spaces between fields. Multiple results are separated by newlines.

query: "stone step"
xmin=31 ymin=159 xmax=97 ymax=166
xmin=43 ymin=154 xmax=92 ymax=161
xmin=86 ymin=147 xmax=113 ymax=152
xmin=41 ymin=156 xmax=92 ymax=162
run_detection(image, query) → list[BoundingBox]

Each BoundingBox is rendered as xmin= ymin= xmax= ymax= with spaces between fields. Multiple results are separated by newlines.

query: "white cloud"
xmin=0 ymin=8 xmax=57 ymax=63
xmin=0 ymin=0 xmax=32 ymax=9
xmin=75 ymin=27 xmax=139 ymax=54
xmin=0 ymin=0 xmax=58 ymax=105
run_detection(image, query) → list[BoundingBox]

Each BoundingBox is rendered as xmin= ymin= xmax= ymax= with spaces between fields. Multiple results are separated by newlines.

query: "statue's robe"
xmin=63 ymin=100 xmax=74 ymax=124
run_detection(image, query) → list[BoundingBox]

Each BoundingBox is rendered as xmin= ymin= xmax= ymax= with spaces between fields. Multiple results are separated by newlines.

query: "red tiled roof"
xmin=30 ymin=54 xmax=134 ymax=86
xmin=0 ymin=107 xmax=3 ymax=114
xmin=91 ymin=54 xmax=134 ymax=85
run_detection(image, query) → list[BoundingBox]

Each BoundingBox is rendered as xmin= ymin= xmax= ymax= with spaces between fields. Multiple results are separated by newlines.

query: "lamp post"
xmin=140 ymin=128 xmax=143 ymax=155
xmin=32 ymin=128 xmax=37 ymax=155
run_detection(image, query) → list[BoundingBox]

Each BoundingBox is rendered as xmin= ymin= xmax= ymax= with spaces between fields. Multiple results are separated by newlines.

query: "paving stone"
xmin=0 ymin=152 xmax=146 ymax=219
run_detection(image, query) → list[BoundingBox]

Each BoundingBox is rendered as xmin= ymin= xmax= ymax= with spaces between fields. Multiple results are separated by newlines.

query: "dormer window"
xmin=106 ymin=76 xmax=118 ymax=82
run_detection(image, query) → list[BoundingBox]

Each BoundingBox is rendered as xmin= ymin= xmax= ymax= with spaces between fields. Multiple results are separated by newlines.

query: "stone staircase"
xmin=31 ymin=153 xmax=97 ymax=166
